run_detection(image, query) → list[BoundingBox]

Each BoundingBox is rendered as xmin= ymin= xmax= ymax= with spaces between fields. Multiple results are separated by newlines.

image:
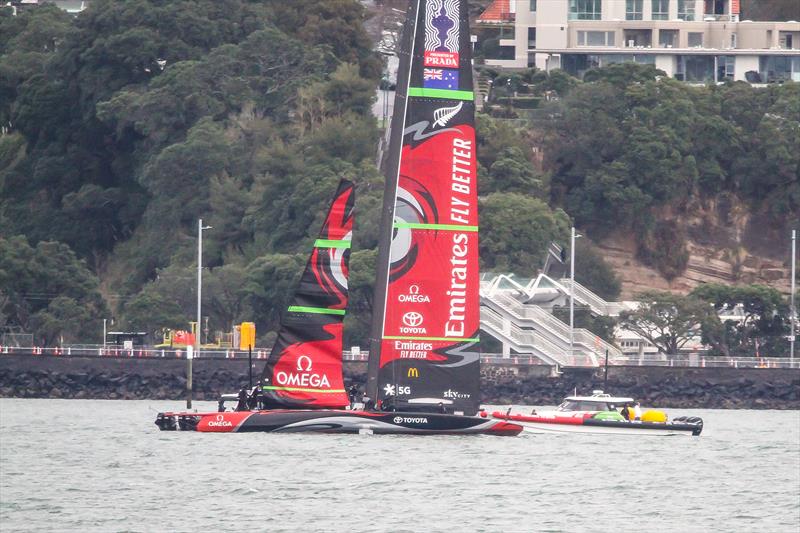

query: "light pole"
xmin=103 ymin=318 xmax=107 ymax=351
xmin=188 ymin=218 xmax=212 ymax=409
xmin=791 ymin=229 xmax=796 ymax=365
xmin=570 ymin=226 xmax=582 ymax=363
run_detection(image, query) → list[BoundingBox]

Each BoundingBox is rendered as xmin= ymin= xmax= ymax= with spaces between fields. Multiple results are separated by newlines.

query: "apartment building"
xmin=476 ymin=0 xmax=800 ymax=83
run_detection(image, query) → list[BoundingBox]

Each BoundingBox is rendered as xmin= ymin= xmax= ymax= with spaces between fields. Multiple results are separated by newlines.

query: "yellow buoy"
xmin=641 ymin=410 xmax=667 ymax=423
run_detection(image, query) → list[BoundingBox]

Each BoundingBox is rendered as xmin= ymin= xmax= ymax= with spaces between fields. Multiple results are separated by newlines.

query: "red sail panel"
xmin=259 ymin=180 xmax=354 ymax=409
xmin=370 ymin=0 xmax=481 ymax=415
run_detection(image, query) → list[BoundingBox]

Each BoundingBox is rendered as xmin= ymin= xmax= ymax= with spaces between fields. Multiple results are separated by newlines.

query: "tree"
xmin=344 ymin=248 xmax=377 ymax=346
xmin=479 ymin=193 xmax=571 ymax=277
xmin=243 ymin=253 xmax=306 ymax=335
xmin=0 ymin=236 xmax=108 ymax=345
xmin=571 ymin=239 xmax=621 ymax=301
xmin=619 ymin=291 xmax=720 ymax=355
xmin=583 ymin=63 xmax=666 ymax=87
xmin=691 ymin=283 xmax=790 ymax=357
xmin=484 ymin=146 xmax=549 ymax=198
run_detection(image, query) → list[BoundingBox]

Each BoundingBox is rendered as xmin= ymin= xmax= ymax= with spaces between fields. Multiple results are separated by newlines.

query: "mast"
xmin=367 ymin=0 xmax=420 ymax=402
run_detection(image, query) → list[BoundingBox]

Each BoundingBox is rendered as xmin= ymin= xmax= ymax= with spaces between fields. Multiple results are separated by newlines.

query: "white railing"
xmin=2 ymin=346 xmax=798 ymax=368
xmin=481 ymin=307 xmax=598 ymax=367
xmin=558 ymin=278 xmax=613 ymax=315
xmin=483 ymin=290 xmax=622 ymax=362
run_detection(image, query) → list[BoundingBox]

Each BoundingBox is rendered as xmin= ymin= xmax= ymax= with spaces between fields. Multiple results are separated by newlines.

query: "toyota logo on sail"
xmin=297 ymin=355 xmax=313 ymax=372
xmin=402 ymin=312 xmax=424 ymax=327
xmin=400 ymin=311 xmax=427 ymax=334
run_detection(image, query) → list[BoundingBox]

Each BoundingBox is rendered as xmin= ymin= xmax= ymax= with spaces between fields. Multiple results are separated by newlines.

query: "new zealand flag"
xmin=423 ymin=68 xmax=459 ymax=90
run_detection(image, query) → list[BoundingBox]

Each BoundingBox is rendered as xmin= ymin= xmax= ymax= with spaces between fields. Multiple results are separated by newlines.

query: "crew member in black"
xmin=248 ymin=381 xmax=262 ymax=410
xmin=620 ymin=403 xmax=631 ymax=421
xmin=348 ymin=384 xmax=359 ymax=407
xmin=235 ymin=387 xmax=248 ymax=411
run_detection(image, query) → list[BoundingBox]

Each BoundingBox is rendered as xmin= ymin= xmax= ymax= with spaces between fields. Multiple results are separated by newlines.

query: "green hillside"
xmin=1 ymin=1 xmax=797 ymax=349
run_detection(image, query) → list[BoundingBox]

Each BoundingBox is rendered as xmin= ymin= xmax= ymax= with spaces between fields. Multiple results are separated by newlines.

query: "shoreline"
xmin=1 ymin=354 xmax=797 ymax=410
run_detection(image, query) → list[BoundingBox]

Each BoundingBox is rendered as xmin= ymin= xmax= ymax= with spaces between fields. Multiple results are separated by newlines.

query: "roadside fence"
xmin=1 ymin=345 xmax=798 ymax=369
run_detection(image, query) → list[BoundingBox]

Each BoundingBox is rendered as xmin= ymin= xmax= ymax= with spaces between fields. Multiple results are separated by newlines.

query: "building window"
xmin=688 ymin=32 xmax=703 ymax=47
xmin=569 ymin=0 xmax=601 ymax=21
xmin=759 ymin=55 xmax=800 ymax=83
xmin=626 ymin=0 xmax=643 ymax=20
xmin=624 ymin=29 xmax=652 ymax=47
xmin=659 ymin=29 xmax=678 ymax=48
xmin=717 ymin=56 xmax=734 ymax=81
xmin=530 ymin=0 xmax=537 ymax=12
xmin=528 ymin=27 xmax=537 ymax=48
xmin=779 ymin=32 xmax=795 ymax=49
xmin=678 ymin=0 xmax=695 ymax=21
xmin=652 ymin=0 xmax=669 ymax=20
xmin=578 ymin=30 xmax=615 ymax=46
xmin=677 ymin=55 xmax=714 ymax=82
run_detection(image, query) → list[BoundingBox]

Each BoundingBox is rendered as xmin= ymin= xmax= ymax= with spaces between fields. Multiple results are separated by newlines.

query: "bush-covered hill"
xmin=1 ymin=3 xmax=797 ymax=348
xmin=1 ymin=0 xmax=575 ymax=346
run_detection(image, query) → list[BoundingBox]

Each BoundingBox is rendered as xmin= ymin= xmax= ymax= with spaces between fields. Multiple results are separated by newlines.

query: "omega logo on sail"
xmin=275 ymin=355 xmax=331 ymax=388
xmin=398 ymin=284 xmax=431 ymax=303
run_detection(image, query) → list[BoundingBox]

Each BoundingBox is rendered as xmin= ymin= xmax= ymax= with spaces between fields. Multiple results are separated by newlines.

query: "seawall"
xmin=0 ymin=355 xmax=797 ymax=409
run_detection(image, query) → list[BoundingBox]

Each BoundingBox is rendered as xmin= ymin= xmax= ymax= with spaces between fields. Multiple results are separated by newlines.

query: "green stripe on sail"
xmin=393 ymin=222 xmax=478 ymax=232
xmin=262 ymin=385 xmax=346 ymax=393
xmin=383 ymin=335 xmax=479 ymax=342
xmin=408 ymin=87 xmax=474 ymax=101
xmin=314 ymin=239 xmax=351 ymax=249
xmin=287 ymin=306 xmax=346 ymax=316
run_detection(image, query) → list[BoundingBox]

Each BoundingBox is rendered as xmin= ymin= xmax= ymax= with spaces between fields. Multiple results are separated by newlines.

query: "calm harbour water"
xmin=0 ymin=399 xmax=798 ymax=533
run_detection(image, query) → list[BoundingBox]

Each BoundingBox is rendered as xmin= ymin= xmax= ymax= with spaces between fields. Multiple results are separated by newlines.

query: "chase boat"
xmin=492 ymin=391 xmax=703 ymax=436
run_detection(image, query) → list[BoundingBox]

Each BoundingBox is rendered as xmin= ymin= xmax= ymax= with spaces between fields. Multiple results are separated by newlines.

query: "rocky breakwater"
xmin=480 ymin=366 xmax=800 ymax=409
xmin=0 ymin=354 xmax=255 ymax=400
xmin=1 ymin=355 xmax=798 ymax=409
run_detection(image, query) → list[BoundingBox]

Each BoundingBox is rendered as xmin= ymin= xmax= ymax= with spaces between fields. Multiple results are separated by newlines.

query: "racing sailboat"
xmin=154 ymin=0 xmax=521 ymax=435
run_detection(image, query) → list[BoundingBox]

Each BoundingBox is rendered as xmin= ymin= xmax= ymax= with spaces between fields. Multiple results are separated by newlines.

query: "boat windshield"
xmin=558 ymin=400 xmax=609 ymax=411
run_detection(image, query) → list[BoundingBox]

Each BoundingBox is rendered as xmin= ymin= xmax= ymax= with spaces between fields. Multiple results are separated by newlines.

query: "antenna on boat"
xmin=603 ymin=349 xmax=609 ymax=392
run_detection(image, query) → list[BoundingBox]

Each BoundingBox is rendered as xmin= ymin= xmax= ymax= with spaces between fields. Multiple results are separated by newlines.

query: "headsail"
xmin=368 ymin=0 xmax=480 ymax=415
xmin=260 ymin=180 xmax=355 ymax=409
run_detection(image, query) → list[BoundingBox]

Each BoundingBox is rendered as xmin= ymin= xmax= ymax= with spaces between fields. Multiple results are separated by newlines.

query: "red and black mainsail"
xmin=367 ymin=0 xmax=480 ymax=415
xmin=259 ymin=179 xmax=355 ymax=409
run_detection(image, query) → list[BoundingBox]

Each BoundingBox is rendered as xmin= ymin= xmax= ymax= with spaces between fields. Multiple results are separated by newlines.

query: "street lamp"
xmin=570 ymin=226 xmax=582 ymax=363
xmin=188 ymin=218 xmax=212 ymax=409
xmin=791 ymin=229 xmax=796 ymax=365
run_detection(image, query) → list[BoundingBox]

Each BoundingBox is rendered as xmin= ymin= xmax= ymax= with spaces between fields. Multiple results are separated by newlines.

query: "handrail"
xmin=558 ymin=277 xmax=610 ymax=314
xmin=481 ymin=307 xmax=597 ymax=366
xmin=2 ymin=346 xmax=797 ymax=368
xmin=482 ymin=290 xmax=621 ymax=361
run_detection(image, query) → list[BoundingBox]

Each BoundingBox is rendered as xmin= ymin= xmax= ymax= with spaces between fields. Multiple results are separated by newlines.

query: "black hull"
xmin=155 ymin=409 xmax=522 ymax=436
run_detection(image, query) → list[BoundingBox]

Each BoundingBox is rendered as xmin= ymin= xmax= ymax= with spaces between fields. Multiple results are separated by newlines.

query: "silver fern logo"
xmin=433 ymin=102 xmax=462 ymax=127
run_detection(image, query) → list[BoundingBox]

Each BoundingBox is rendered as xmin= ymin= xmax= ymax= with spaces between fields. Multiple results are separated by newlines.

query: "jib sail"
xmin=367 ymin=0 xmax=480 ymax=415
xmin=260 ymin=180 xmax=355 ymax=409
